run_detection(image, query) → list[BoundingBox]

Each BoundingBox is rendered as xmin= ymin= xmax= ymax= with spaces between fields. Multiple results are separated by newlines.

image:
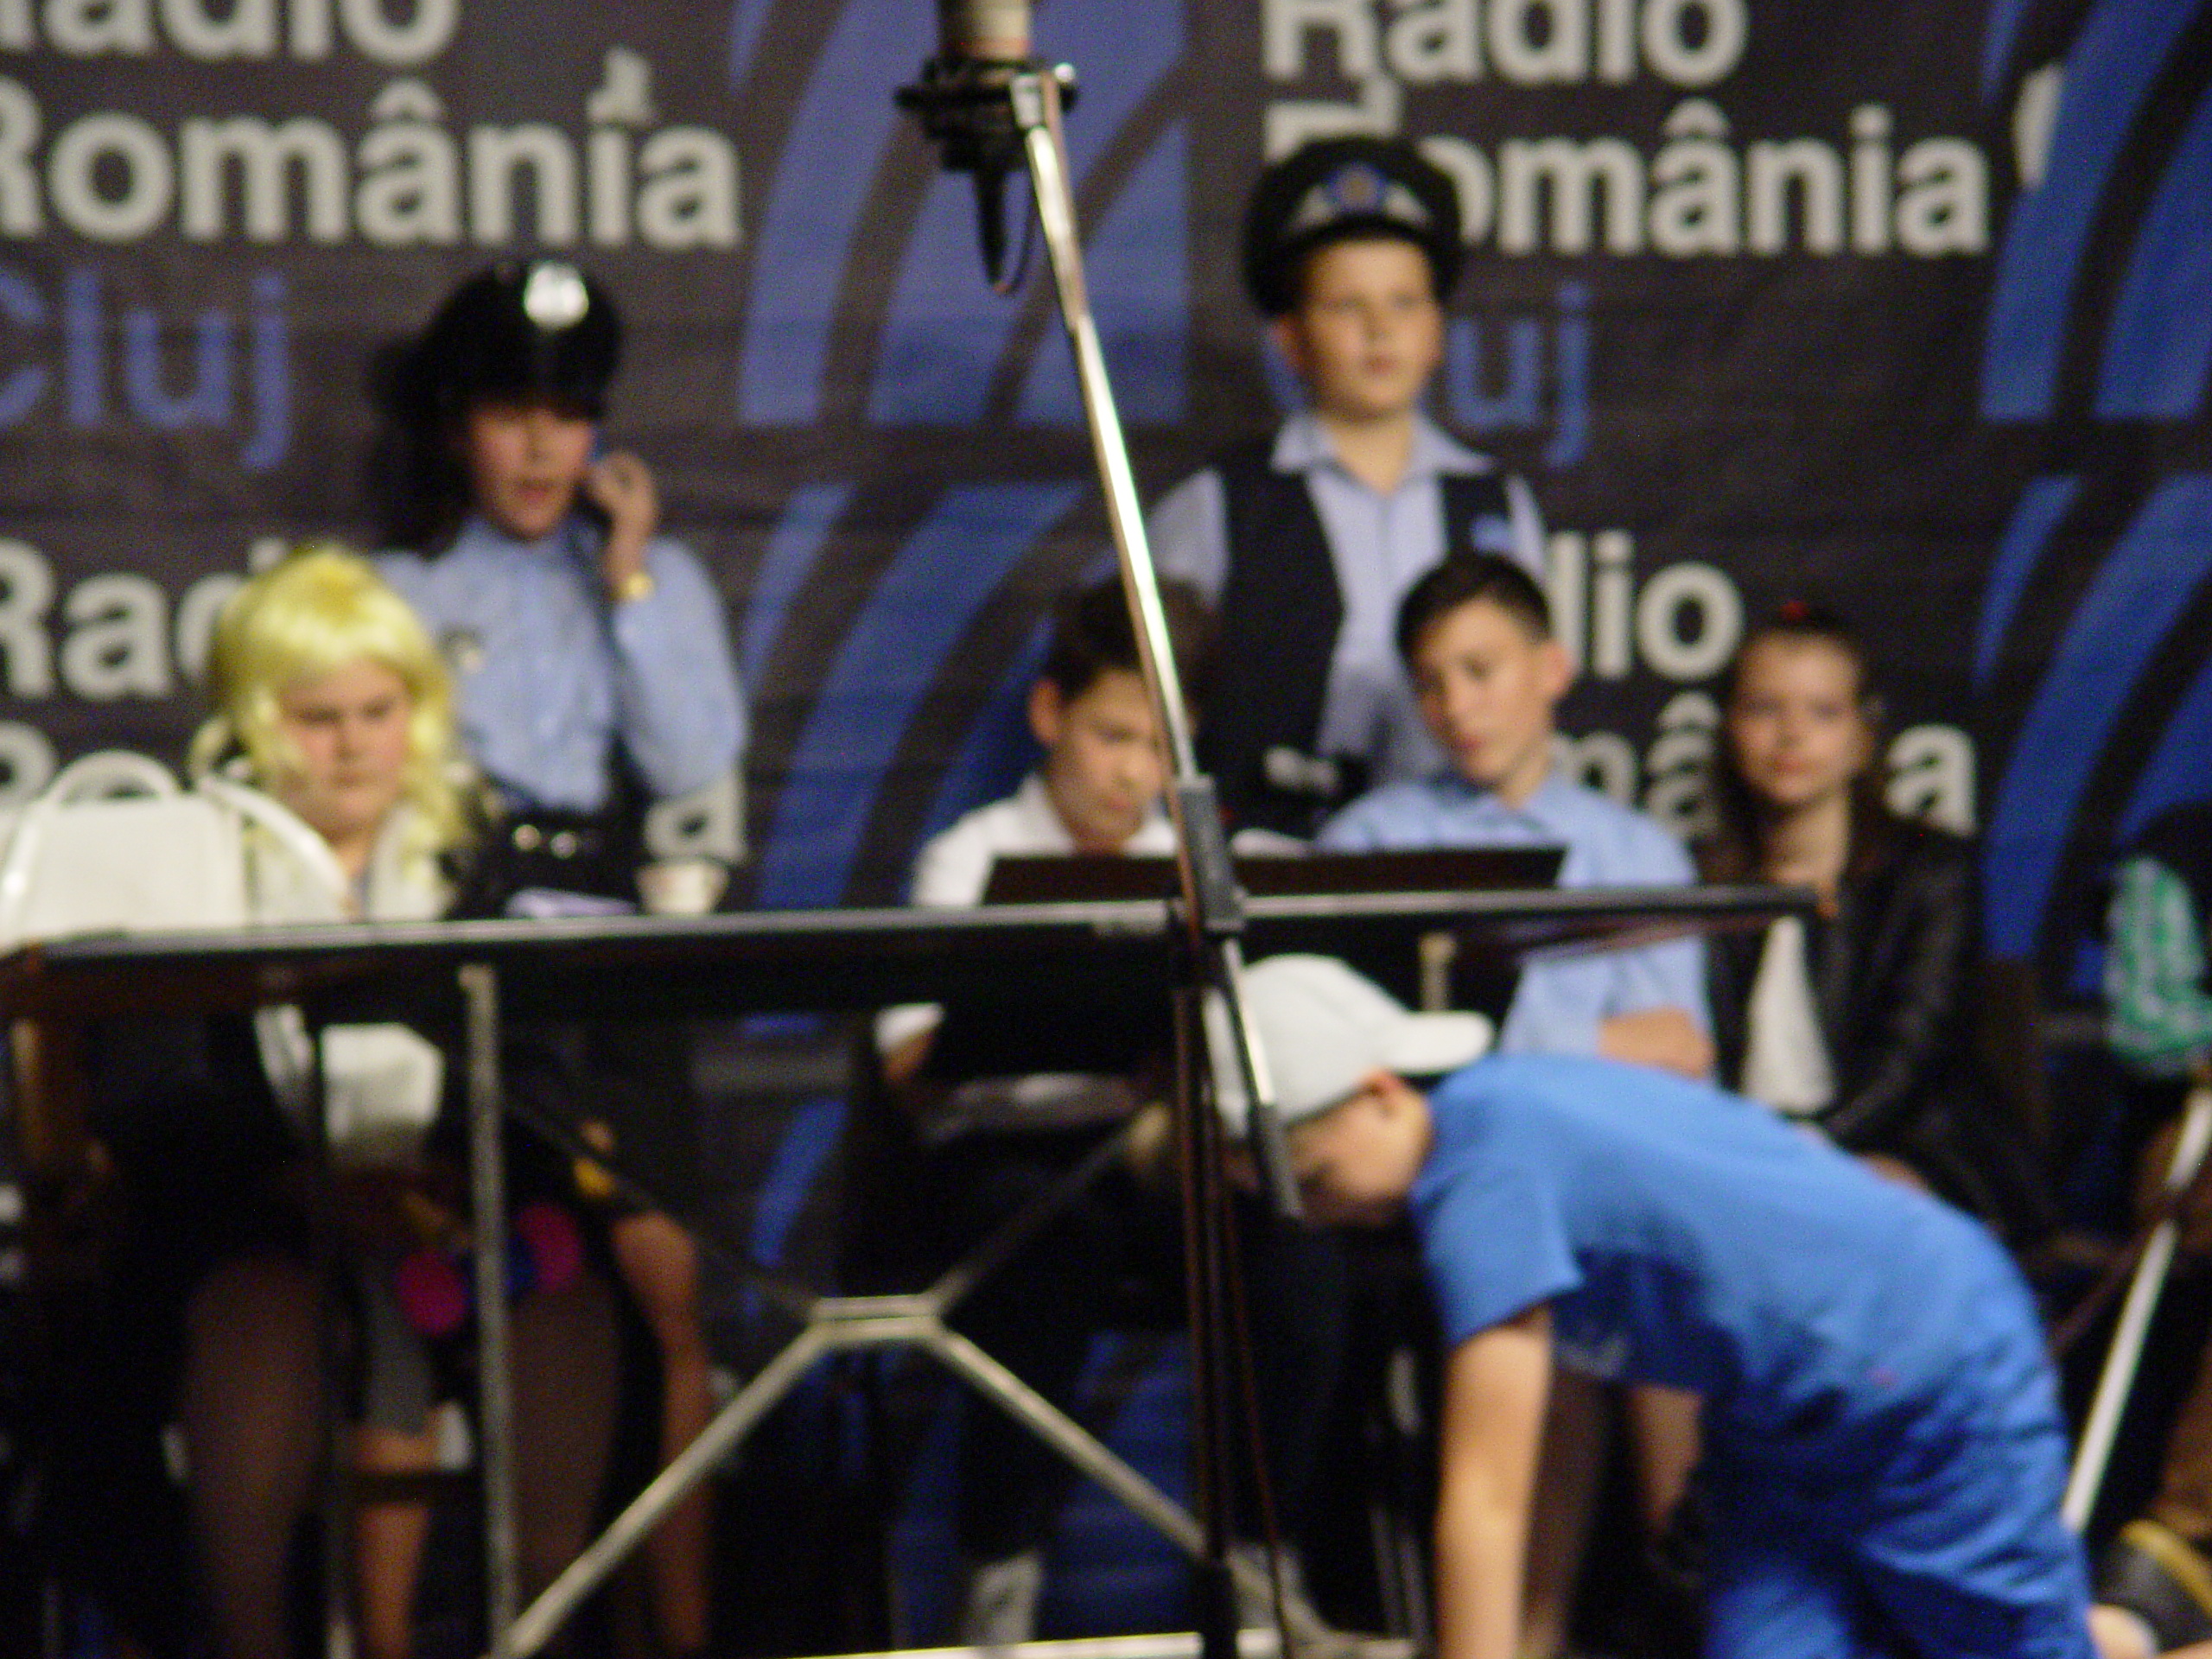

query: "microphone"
xmin=940 ymin=0 xmax=1029 ymax=59
xmin=898 ymin=0 xmax=1071 ymax=285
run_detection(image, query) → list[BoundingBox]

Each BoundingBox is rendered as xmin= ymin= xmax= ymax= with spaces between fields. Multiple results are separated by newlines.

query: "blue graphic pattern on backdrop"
xmin=755 ymin=481 xmax=1085 ymax=906
xmin=1983 ymin=475 xmax=2212 ymax=957
xmin=1016 ymin=123 xmax=1190 ymax=425
xmin=737 ymin=2 xmax=931 ymax=423
xmin=1979 ymin=0 xmax=2199 ymax=420
xmin=2121 ymin=652 xmax=2212 ymax=843
xmin=2095 ymin=81 xmax=2212 ymax=420
xmin=868 ymin=0 xmax=1185 ymax=426
xmin=1974 ymin=474 xmax=2079 ymax=688
xmin=742 ymin=482 xmax=855 ymax=691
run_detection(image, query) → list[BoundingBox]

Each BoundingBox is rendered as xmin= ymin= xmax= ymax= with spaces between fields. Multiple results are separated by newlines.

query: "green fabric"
xmin=2107 ymin=856 xmax=2212 ymax=1078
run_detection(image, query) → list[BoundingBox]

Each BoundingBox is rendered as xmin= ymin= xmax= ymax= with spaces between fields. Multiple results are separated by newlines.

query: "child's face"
xmin=1285 ymin=1072 xmax=1432 ymax=1226
xmin=1726 ymin=636 xmax=1873 ymax=818
xmin=1410 ymin=598 xmax=1570 ymax=804
xmin=271 ymin=658 xmax=415 ymax=853
xmin=458 ymin=398 xmax=597 ymax=542
xmin=1029 ymin=666 xmax=1167 ymax=854
xmin=1271 ymin=238 xmax=1444 ymax=426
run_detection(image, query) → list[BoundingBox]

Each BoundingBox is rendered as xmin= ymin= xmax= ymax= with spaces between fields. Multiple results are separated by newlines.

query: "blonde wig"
xmin=190 ymin=544 xmax=470 ymax=858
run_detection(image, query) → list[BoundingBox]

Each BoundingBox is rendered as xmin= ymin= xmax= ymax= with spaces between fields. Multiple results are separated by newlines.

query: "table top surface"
xmin=0 ymin=883 xmax=1810 ymax=1022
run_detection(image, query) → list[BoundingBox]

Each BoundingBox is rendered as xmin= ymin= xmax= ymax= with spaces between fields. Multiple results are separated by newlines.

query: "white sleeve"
xmin=1145 ymin=467 xmax=1230 ymax=602
xmin=874 ymin=815 xmax=995 ymax=1053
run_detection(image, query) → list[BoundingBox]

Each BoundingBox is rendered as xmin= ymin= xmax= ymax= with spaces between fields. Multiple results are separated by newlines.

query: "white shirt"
xmin=878 ymin=773 xmax=1177 ymax=1136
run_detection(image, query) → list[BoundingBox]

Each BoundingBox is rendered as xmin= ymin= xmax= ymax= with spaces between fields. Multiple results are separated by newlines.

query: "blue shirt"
xmin=1147 ymin=411 xmax=1545 ymax=788
xmin=378 ymin=515 xmax=745 ymax=815
xmin=1411 ymin=1054 xmax=2052 ymax=1467
xmin=1317 ymin=769 xmax=1706 ymax=1055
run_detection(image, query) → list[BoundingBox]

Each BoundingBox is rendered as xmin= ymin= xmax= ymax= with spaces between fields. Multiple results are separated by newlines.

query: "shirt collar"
xmin=1425 ymin=761 xmax=1574 ymax=829
xmin=1014 ymin=772 xmax=1175 ymax=853
xmin=1012 ymin=772 xmax=1078 ymax=852
xmin=458 ymin=512 xmax=596 ymax=564
xmin=1269 ymin=410 xmax=1491 ymax=485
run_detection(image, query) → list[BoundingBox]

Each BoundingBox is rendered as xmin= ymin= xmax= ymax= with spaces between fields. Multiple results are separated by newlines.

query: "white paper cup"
xmin=638 ymin=857 xmax=728 ymax=917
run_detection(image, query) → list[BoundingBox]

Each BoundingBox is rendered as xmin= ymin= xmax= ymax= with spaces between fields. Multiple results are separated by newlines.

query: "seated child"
xmin=1318 ymin=553 xmax=1709 ymax=1070
xmin=376 ymin=261 xmax=744 ymax=1655
xmin=1218 ymin=954 xmax=2109 ymax=1659
xmin=2094 ymin=800 xmax=2212 ymax=1655
xmin=878 ymin=576 xmax=1347 ymax=1645
xmin=61 ymin=547 xmax=617 ymax=1659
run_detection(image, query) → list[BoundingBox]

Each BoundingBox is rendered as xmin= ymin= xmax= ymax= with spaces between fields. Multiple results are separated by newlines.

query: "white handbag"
xmin=0 ymin=752 xmax=246 ymax=950
xmin=0 ymin=753 xmax=443 ymax=1162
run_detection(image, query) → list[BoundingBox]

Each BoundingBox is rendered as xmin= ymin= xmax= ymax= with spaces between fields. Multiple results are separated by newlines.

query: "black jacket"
xmin=1704 ymin=820 xmax=2048 ymax=1236
xmin=1707 ymin=819 xmax=1980 ymax=1154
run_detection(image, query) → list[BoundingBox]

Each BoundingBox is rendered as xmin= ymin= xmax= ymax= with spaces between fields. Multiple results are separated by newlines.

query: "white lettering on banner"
xmin=1545 ymin=531 xmax=1745 ymax=686
xmin=1642 ymin=690 xmax=1716 ymax=835
xmin=0 ymin=51 xmax=741 ymax=251
xmin=0 ymin=537 xmax=303 ymax=804
xmin=1265 ymin=0 xmax=1747 ymax=87
xmin=0 ymin=721 xmax=56 ymax=801
xmin=3 ymin=0 xmax=454 ymax=61
xmin=0 ymin=541 xmax=275 ymax=727
xmin=1257 ymin=0 xmax=1992 ymax=262
xmin=1555 ymin=704 xmax=1978 ymax=837
xmin=1265 ymin=0 xmax=1380 ymax=79
xmin=0 ymin=539 xmax=56 ymax=696
xmin=1535 ymin=532 xmax=1980 ymax=830
xmin=1 ymin=263 xmax=289 ymax=468
xmin=1889 ymin=725 xmax=1977 ymax=833
xmin=60 ymin=572 xmax=170 ymax=700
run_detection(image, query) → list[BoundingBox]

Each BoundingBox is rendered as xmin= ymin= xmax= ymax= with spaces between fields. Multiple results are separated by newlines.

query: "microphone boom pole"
xmin=902 ymin=35 xmax=1305 ymax=1659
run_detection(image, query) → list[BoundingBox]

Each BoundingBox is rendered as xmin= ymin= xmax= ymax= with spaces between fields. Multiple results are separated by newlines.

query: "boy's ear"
xmin=1027 ymin=679 xmax=1065 ymax=749
xmin=1268 ymin=314 xmax=1307 ymax=379
xmin=1536 ymin=636 xmax=1574 ymax=704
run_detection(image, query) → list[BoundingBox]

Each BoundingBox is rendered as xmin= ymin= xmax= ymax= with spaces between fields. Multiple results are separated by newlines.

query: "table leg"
xmin=461 ymin=963 xmax=518 ymax=1658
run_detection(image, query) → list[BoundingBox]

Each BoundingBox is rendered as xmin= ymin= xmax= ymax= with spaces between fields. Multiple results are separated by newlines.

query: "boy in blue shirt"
xmin=1319 ymin=550 xmax=1709 ymax=1078
xmin=1218 ymin=953 xmax=2107 ymax=1659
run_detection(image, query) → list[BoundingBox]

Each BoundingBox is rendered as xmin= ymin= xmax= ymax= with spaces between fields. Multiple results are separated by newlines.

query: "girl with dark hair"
xmin=1700 ymin=605 xmax=2031 ymax=1223
xmin=372 ymin=261 xmax=745 ymax=1659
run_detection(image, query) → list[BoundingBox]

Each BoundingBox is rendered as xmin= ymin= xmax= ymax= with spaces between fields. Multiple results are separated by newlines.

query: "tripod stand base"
xmin=810 ymin=1628 xmax=1417 ymax=1659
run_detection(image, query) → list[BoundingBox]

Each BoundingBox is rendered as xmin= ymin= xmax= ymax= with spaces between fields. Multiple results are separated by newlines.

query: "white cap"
xmin=1210 ymin=954 xmax=1491 ymax=1136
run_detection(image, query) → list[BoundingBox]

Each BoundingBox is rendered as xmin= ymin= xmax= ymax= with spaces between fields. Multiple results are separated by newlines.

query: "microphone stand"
xmin=903 ymin=59 xmax=1303 ymax=1659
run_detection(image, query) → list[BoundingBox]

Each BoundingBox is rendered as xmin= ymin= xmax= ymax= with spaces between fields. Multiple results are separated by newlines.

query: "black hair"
xmin=367 ymin=262 xmax=622 ymax=552
xmin=1394 ymin=552 xmax=1551 ymax=665
xmin=1700 ymin=603 xmax=1898 ymax=884
xmin=1038 ymin=575 xmax=1216 ymax=708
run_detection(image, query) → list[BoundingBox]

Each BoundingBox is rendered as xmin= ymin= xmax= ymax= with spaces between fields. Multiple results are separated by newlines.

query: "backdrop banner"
xmin=3 ymin=0 xmax=2209 ymax=991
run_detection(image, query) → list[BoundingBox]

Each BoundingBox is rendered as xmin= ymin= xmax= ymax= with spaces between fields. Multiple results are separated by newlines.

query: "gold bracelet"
xmin=607 ymin=567 xmax=656 ymax=605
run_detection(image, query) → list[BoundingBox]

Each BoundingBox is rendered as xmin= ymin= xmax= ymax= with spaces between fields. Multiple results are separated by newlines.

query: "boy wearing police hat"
xmin=1148 ymin=137 xmax=1545 ymax=838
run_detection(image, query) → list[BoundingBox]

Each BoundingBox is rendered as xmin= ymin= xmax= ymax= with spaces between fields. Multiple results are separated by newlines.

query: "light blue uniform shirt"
xmin=1316 ymin=768 xmax=1706 ymax=1056
xmin=1147 ymin=410 xmax=1545 ymax=788
xmin=378 ymin=515 xmax=745 ymax=815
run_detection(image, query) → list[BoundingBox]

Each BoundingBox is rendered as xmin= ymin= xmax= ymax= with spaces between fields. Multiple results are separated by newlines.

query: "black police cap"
xmin=409 ymin=260 xmax=621 ymax=420
xmin=1241 ymin=137 xmax=1464 ymax=317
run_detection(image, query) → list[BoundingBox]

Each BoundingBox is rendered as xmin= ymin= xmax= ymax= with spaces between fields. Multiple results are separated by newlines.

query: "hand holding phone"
xmin=584 ymin=450 xmax=659 ymax=599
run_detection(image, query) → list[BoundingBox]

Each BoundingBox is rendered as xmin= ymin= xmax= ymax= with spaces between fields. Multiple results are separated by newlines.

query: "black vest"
xmin=1200 ymin=437 xmax=1516 ymax=837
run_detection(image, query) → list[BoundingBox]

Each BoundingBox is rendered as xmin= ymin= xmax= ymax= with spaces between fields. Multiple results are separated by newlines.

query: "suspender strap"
xmin=1205 ymin=439 xmax=1341 ymax=836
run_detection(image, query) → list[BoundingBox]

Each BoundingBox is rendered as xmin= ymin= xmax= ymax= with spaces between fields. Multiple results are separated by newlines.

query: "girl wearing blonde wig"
xmin=105 ymin=546 xmax=614 ymax=1659
xmin=192 ymin=544 xmax=470 ymax=899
